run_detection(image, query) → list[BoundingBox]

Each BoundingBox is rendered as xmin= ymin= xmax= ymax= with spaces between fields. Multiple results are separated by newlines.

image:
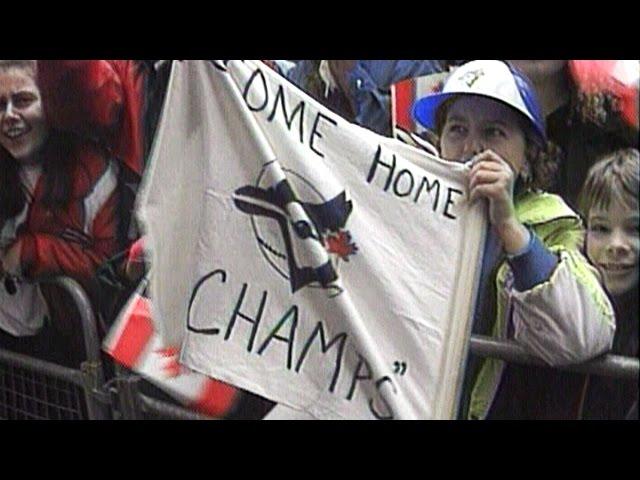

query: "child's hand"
xmin=468 ymin=150 xmax=530 ymax=254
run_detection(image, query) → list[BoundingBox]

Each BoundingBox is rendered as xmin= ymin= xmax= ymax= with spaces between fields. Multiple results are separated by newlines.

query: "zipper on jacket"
xmin=479 ymin=272 xmax=514 ymax=420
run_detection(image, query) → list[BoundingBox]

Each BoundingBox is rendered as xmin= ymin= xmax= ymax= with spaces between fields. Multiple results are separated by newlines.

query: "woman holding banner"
xmin=412 ymin=60 xmax=616 ymax=419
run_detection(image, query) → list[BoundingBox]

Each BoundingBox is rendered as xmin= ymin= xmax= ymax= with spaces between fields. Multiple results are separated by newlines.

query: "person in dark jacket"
xmin=286 ymin=60 xmax=449 ymax=136
xmin=578 ymin=148 xmax=639 ymax=420
xmin=509 ymin=60 xmax=639 ymax=209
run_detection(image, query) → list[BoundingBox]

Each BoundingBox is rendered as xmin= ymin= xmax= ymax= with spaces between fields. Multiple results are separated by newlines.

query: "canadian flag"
xmin=103 ymin=281 xmax=238 ymax=417
xmin=394 ymin=61 xmax=640 ymax=132
xmin=392 ymin=71 xmax=450 ymax=134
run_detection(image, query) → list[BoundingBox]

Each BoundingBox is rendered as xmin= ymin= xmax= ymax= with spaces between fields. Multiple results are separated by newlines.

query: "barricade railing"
xmin=0 ymin=276 xmax=110 ymax=420
xmin=136 ymin=393 xmax=215 ymax=420
xmin=469 ymin=335 xmax=639 ymax=381
xmin=1 ymin=275 xmax=637 ymax=419
xmin=0 ymin=348 xmax=98 ymax=420
xmin=112 ymin=371 xmax=216 ymax=420
xmin=114 ymin=335 xmax=637 ymax=420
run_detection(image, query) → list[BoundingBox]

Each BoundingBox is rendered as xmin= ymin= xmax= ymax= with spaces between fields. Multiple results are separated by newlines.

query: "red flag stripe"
xmin=190 ymin=379 xmax=239 ymax=418
xmin=395 ymin=78 xmax=416 ymax=132
xmin=109 ymin=296 xmax=154 ymax=369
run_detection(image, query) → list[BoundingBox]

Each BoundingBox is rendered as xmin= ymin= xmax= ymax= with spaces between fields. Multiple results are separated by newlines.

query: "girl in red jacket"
xmin=0 ymin=60 xmax=141 ymax=359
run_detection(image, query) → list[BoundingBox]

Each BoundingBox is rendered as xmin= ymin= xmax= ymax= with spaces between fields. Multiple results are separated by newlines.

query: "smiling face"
xmin=439 ymin=95 xmax=528 ymax=173
xmin=586 ymin=197 xmax=640 ymax=297
xmin=0 ymin=67 xmax=48 ymax=163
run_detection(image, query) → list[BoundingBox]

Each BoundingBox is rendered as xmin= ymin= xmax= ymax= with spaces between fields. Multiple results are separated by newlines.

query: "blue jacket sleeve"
xmin=351 ymin=61 xmax=447 ymax=91
xmin=507 ymin=231 xmax=559 ymax=291
xmin=285 ymin=61 xmax=314 ymax=88
xmin=346 ymin=61 xmax=447 ymax=134
xmin=286 ymin=60 xmax=448 ymax=135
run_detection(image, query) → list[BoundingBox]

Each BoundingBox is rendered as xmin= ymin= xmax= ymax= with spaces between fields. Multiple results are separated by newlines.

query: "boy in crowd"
xmin=578 ymin=148 xmax=639 ymax=419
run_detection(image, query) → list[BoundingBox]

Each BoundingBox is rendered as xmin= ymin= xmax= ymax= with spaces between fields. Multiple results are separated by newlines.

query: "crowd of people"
xmin=0 ymin=59 xmax=637 ymax=420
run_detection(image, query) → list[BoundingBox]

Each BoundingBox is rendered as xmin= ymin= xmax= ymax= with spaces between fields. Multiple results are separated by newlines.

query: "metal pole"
xmin=46 ymin=277 xmax=102 ymax=366
xmin=44 ymin=277 xmax=109 ymax=419
xmin=470 ymin=335 xmax=639 ymax=381
xmin=116 ymin=374 xmax=143 ymax=420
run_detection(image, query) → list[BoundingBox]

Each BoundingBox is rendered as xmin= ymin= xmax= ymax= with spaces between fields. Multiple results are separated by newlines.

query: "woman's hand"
xmin=0 ymin=240 xmax=22 ymax=277
xmin=468 ymin=150 xmax=530 ymax=254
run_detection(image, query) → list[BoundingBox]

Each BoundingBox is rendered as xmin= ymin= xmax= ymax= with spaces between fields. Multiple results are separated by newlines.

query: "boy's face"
xmin=586 ymin=197 xmax=640 ymax=297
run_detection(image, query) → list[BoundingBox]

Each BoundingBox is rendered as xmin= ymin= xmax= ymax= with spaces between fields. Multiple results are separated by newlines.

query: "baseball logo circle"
xmin=251 ymin=167 xmax=333 ymax=288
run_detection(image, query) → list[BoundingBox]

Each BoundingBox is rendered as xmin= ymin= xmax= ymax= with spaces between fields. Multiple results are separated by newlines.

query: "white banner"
xmin=138 ymin=60 xmax=487 ymax=419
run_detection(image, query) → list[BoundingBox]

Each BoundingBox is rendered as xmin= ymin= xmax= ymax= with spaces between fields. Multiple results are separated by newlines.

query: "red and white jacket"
xmin=10 ymin=142 xmax=120 ymax=286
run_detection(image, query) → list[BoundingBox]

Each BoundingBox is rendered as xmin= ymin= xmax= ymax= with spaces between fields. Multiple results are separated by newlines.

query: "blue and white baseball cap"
xmin=412 ymin=60 xmax=547 ymax=145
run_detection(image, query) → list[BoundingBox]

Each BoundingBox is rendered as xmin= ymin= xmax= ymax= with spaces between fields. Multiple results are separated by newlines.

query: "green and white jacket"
xmin=467 ymin=191 xmax=616 ymax=420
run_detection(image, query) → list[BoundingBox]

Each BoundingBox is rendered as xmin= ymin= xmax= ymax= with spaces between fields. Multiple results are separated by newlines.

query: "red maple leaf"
xmin=429 ymin=81 xmax=444 ymax=93
xmin=155 ymin=346 xmax=179 ymax=358
xmin=154 ymin=346 xmax=184 ymax=378
xmin=324 ymin=230 xmax=358 ymax=261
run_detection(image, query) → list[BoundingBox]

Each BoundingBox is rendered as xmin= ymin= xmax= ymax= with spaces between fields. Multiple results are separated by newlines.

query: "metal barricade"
xmin=116 ymin=336 xmax=636 ymax=420
xmin=469 ymin=335 xmax=639 ymax=380
xmin=113 ymin=372 xmax=215 ymax=420
xmin=0 ymin=348 xmax=92 ymax=420
xmin=0 ymin=277 xmax=110 ymax=420
xmin=1 ymin=273 xmax=637 ymax=420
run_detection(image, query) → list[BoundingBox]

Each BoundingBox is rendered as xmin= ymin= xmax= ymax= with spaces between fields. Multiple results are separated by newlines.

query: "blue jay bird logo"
xmin=459 ymin=69 xmax=485 ymax=88
xmin=233 ymin=162 xmax=357 ymax=296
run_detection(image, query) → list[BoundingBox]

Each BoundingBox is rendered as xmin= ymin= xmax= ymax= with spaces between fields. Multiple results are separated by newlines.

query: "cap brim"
xmin=413 ymin=91 xmax=548 ymax=146
xmin=412 ymin=92 xmax=456 ymax=130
